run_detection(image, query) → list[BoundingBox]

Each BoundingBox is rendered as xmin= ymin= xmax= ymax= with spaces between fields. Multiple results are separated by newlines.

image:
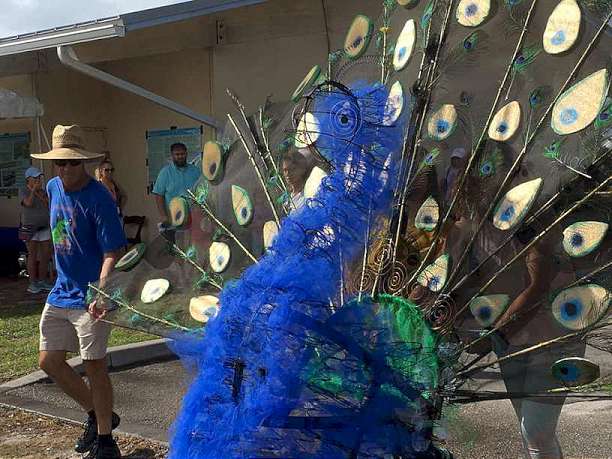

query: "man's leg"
xmin=73 ymin=308 xmax=115 ymax=435
xmin=26 ymin=240 xmax=39 ymax=283
xmin=39 ymin=304 xmax=94 ymax=411
xmin=83 ymin=359 xmax=113 ymax=434
xmin=38 ymin=239 xmax=52 ymax=282
xmin=38 ymin=350 xmax=94 ymax=411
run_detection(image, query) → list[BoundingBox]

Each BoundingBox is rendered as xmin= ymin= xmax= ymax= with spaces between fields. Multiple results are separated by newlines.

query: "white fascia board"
xmin=0 ymin=19 xmax=125 ymax=57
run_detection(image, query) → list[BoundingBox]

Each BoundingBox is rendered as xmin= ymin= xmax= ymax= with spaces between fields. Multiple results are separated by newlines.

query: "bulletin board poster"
xmin=146 ymin=127 xmax=202 ymax=192
xmin=0 ymin=132 xmax=30 ymax=197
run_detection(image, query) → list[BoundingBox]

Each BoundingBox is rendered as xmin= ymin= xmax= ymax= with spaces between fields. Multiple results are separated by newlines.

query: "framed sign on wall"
xmin=0 ymin=132 xmax=30 ymax=198
xmin=145 ymin=126 xmax=203 ymax=193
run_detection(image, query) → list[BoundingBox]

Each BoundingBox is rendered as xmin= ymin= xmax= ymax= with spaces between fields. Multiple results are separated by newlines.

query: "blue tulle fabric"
xmin=169 ymin=82 xmax=428 ymax=458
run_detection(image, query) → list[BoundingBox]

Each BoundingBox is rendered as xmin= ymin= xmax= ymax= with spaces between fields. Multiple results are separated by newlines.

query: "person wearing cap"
xmin=442 ymin=147 xmax=467 ymax=204
xmin=19 ymin=166 xmax=53 ymax=294
xmin=31 ymin=125 xmax=126 ymax=459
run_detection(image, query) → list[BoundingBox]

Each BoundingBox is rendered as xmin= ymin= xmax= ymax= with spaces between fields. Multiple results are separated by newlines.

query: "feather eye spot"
xmin=436 ymin=120 xmax=450 ymax=134
xmin=477 ymin=306 xmax=491 ymax=321
xmin=570 ymin=233 xmax=583 ymax=248
xmin=563 ymin=222 xmax=608 ymax=257
xmin=428 ymin=276 xmax=441 ymax=290
xmin=496 ymin=122 xmax=508 ymax=134
xmin=552 ymin=357 xmax=600 ymax=386
xmin=465 ymin=3 xmax=478 ymax=16
xmin=551 ymin=30 xmax=566 ymax=45
xmin=552 ymin=284 xmax=609 ymax=330
xmin=560 ymin=300 xmax=581 ymax=321
xmin=551 ymin=69 xmax=608 ymax=135
xmin=398 ymin=46 xmax=407 ymax=60
xmin=427 ymin=104 xmax=457 ymax=140
xmin=560 ymin=108 xmax=578 ymax=125
xmin=499 ymin=205 xmax=515 ymax=222
xmin=480 ymin=162 xmax=493 ymax=176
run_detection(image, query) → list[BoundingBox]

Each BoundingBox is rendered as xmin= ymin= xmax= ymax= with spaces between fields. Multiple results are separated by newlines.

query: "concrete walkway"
xmin=2 ymin=355 xmax=611 ymax=458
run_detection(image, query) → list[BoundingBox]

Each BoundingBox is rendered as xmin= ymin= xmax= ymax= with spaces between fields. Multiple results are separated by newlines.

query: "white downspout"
xmin=57 ymin=45 xmax=221 ymax=131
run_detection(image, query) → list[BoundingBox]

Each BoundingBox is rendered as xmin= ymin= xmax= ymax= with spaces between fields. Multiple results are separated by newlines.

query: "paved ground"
xmin=0 ymin=277 xmax=48 ymax=307
xmin=2 ymin=357 xmax=611 ymax=458
xmin=0 ymin=405 xmax=168 ymax=459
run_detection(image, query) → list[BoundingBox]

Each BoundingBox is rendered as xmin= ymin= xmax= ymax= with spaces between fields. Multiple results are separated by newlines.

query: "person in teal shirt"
xmin=152 ymin=142 xmax=201 ymax=226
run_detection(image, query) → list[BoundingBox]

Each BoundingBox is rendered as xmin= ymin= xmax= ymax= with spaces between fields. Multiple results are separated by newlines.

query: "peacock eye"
xmin=344 ymin=15 xmax=373 ymax=60
xmin=469 ymin=294 xmax=510 ymax=327
xmin=231 ymin=185 xmax=253 ymax=226
xmin=488 ymin=101 xmax=521 ymax=142
xmin=169 ymin=197 xmax=190 ymax=228
xmin=562 ymin=221 xmax=608 ymax=258
xmin=417 ymin=254 xmax=450 ymax=292
xmin=330 ymin=100 xmax=361 ymax=137
xmin=189 ymin=295 xmax=219 ymax=323
xmin=291 ymin=65 xmax=321 ymax=103
xmin=456 ymin=0 xmax=491 ymax=27
xmin=140 ymin=278 xmax=170 ymax=304
xmin=203 ymin=141 xmax=224 ymax=181
xmin=294 ymin=112 xmax=320 ymax=148
xmin=551 ymin=69 xmax=608 ymax=135
xmin=492 ymin=178 xmax=542 ymax=230
xmin=543 ymin=0 xmax=581 ymax=55
xmin=383 ymin=81 xmax=404 ymax=126
xmin=209 ymin=241 xmax=231 ymax=273
xmin=393 ymin=19 xmax=416 ymax=71
xmin=427 ymin=104 xmax=457 ymax=141
xmin=263 ymin=221 xmax=279 ymax=250
xmin=551 ymin=284 xmax=610 ymax=330
xmin=414 ymin=196 xmax=439 ymax=232
xmin=480 ymin=161 xmax=493 ymax=176
xmin=551 ymin=357 xmax=600 ymax=387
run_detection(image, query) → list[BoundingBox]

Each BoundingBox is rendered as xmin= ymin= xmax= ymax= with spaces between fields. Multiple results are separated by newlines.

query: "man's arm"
xmin=21 ymin=188 xmax=36 ymax=207
xmin=152 ymin=168 xmax=169 ymax=224
xmin=89 ymin=250 xmax=122 ymax=319
xmin=154 ymin=193 xmax=169 ymax=223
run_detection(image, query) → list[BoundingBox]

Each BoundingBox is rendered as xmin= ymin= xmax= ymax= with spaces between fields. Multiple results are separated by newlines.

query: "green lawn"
xmin=0 ymin=303 xmax=156 ymax=383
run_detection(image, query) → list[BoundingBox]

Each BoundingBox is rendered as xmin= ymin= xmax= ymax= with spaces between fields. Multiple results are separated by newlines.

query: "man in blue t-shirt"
xmin=152 ymin=141 xmax=201 ymax=225
xmin=31 ymin=125 xmax=126 ymax=459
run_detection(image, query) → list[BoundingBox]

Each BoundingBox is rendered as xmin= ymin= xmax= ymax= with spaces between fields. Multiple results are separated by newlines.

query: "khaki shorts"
xmin=39 ymin=304 xmax=111 ymax=360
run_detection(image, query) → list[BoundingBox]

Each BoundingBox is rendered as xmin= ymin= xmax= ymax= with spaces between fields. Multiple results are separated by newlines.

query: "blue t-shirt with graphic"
xmin=47 ymin=177 xmax=127 ymax=309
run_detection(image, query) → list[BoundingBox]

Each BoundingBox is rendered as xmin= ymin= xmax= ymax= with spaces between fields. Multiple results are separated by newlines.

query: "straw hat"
xmin=31 ymin=125 xmax=104 ymax=160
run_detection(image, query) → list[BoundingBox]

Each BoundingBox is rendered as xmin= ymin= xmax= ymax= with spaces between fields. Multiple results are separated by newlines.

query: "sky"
xmin=0 ymin=0 xmax=187 ymax=39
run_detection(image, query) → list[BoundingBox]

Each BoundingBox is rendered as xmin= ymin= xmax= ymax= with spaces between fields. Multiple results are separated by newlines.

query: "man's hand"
xmin=88 ymin=298 xmax=107 ymax=320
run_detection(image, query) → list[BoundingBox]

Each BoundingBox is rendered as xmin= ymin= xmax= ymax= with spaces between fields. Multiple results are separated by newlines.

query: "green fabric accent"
xmin=305 ymin=294 xmax=439 ymax=401
xmin=376 ymin=294 xmax=439 ymax=394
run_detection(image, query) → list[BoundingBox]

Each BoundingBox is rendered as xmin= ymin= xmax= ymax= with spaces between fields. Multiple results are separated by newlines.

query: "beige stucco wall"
xmin=0 ymin=0 xmax=380 ymax=242
xmin=0 ymin=74 xmax=36 ymax=228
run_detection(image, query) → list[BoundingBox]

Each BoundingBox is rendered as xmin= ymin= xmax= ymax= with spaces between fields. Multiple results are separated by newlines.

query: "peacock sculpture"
xmin=90 ymin=0 xmax=612 ymax=457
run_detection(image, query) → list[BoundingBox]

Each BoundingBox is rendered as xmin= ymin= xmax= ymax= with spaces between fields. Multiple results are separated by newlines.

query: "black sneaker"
xmin=75 ymin=412 xmax=121 ymax=453
xmin=85 ymin=436 xmax=121 ymax=459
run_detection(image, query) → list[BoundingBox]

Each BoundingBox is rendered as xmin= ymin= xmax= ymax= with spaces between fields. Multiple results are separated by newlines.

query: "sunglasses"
xmin=102 ymin=168 xmax=114 ymax=172
xmin=54 ymin=159 xmax=83 ymax=167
